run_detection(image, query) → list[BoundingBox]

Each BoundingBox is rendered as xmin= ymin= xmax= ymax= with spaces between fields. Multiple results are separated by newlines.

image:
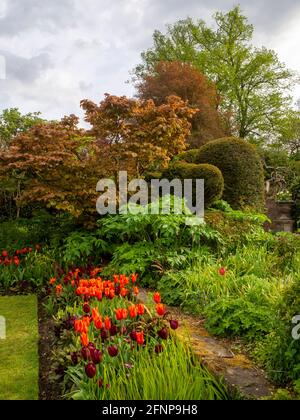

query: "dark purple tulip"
xmin=155 ymin=344 xmax=164 ymax=354
xmin=83 ymin=303 xmax=90 ymax=314
xmin=85 ymin=363 xmax=97 ymax=379
xmin=120 ymin=326 xmax=127 ymax=335
xmin=101 ymin=329 xmax=108 ymax=340
xmin=108 ymin=345 xmax=119 ymax=357
xmin=71 ymin=352 xmax=79 ymax=365
xmin=169 ymin=320 xmax=179 ymax=330
xmin=98 ymin=379 xmax=104 ymax=388
xmin=158 ymin=327 xmax=169 ymax=340
xmin=91 ymin=349 xmax=103 ymax=364
xmin=130 ymin=330 xmax=137 ymax=341
xmin=109 ymin=324 xmax=118 ymax=336
xmin=81 ymin=346 xmax=91 ymax=361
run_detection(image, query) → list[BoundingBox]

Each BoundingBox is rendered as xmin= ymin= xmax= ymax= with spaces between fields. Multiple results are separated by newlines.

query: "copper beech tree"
xmin=0 ymin=94 xmax=195 ymax=219
xmin=81 ymin=93 xmax=196 ymax=177
xmin=135 ymin=61 xmax=228 ymax=147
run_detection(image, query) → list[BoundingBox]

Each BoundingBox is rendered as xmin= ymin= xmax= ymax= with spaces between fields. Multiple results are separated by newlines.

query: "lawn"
xmin=0 ymin=295 xmax=39 ymax=400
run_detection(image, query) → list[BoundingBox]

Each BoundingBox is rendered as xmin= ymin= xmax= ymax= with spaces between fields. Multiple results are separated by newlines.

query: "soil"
xmin=37 ymin=295 xmax=62 ymax=400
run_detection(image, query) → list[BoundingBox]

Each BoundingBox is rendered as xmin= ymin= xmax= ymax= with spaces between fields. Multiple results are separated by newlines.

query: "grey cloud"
xmin=0 ymin=51 xmax=52 ymax=82
xmin=0 ymin=0 xmax=78 ymax=35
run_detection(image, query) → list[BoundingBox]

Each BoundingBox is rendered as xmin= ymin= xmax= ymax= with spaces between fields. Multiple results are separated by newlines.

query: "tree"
xmin=135 ymin=60 xmax=228 ymax=147
xmin=81 ymin=93 xmax=196 ymax=176
xmin=134 ymin=6 xmax=295 ymax=141
xmin=0 ymin=108 xmax=44 ymax=151
xmin=276 ymin=110 xmax=300 ymax=159
xmin=0 ymin=115 xmax=107 ymax=219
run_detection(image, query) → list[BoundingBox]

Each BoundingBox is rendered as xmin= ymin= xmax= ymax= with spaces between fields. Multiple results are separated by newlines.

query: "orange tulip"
xmin=104 ymin=316 xmax=111 ymax=330
xmin=115 ymin=308 xmax=123 ymax=321
xmin=120 ymin=288 xmax=128 ymax=297
xmin=131 ymin=273 xmax=138 ymax=283
xmin=56 ymin=284 xmax=63 ymax=296
xmin=156 ymin=303 xmax=165 ymax=316
xmin=137 ymin=303 xmax=145 ymax=316
xmin=128 ymin=305 xmax=138 ymax=318
xmin=133 ymin=286 xmax=139 ymax=295
xmin=49 ymin=277 xmax=56 ymax=285
xmin=94 ymin=316 xmax=103 ymax=330
xmin=80 ymin=333 xmax=89 ymax=347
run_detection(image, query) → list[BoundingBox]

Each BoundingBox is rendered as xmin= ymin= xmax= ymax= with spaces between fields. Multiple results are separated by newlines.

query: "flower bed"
xmin=47 ymin=268 xmax=228 ymax=400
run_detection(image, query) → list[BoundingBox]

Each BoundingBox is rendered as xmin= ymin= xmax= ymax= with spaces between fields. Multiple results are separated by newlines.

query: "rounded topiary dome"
xmin=187 ymin=137 xmax=265 ymax=210
xmin=163 ymin=161 xmax=224 ymax=208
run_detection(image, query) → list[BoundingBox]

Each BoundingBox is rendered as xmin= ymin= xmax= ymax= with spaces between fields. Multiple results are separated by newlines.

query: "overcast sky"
xmin=0 ymin=0 xmax=299 ymax=123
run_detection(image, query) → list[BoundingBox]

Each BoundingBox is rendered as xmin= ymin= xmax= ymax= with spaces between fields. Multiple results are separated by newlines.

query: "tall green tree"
xmin=134 ymin=6 xmax=296 ymax=141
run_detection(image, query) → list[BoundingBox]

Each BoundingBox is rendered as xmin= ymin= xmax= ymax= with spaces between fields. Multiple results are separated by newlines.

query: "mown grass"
xmin=0 ymin=295 xmax=39 ymax=400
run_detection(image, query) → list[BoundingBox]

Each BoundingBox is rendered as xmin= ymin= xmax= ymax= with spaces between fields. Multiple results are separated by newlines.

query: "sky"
xmin=0 ymin=0 xmax=299 ymax=124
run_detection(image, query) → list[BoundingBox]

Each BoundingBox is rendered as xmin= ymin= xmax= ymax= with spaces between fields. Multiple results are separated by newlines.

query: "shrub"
xmin=255 ymin=274 xmax=300 ymax=384
xmin=182 ymin=137 xmax=265 ymax=210
xmin=162 ymin=161 xmax=224 ymax=207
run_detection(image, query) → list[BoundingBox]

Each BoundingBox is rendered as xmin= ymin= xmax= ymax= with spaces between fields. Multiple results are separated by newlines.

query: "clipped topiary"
xmin=192 ymin=137 xmax=265 ymax=210
xmin=162 ymin=161 xmax=224 ymax=208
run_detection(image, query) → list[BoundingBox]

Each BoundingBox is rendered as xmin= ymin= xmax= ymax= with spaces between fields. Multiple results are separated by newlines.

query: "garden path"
xmin=138 ymin=289 xmax=275 ymax=400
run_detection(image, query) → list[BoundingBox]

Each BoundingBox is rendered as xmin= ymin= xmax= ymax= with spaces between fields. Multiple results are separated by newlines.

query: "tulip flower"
xmin=158 ymin=327 xmax=168 ymax=340
xmin=108 ymin=345 xmax=119 ymax=357
xmin=133 ymin=286 xmax=139 ymax=295
xmin=83 ymin=303 xmax=90 ymax=314
xmin=137 ymin=303 xmax=145 ymax=316
xmin=130 ymin=330 xmax=137 ymax=341
xmin=153 ymin=292 xmax=161 ymax=304
xmin=136 ymin=331 xmax=144 ymax=345
xmin=169 ymin=320 xmax=179 ymax=330
xmin=155 ymin=344 xmax=164 ymax=354
xmin=94 ymin=317 xmax=103 ymax=330
xmin=71 ymin=352 xmax=79 ymax=365
xmin=109 ymin=324 xmax=118 ymax=336
xmin=104 ymin=316 xmax=111 ymax=330
xmin=81 ymin=347 xmax=91 ymax=361
xmin=156 ymin=303 xmax=165 ymax=316
xmin=131 ymin=273 xmax=138 ymax=283
xmin=219 ymin=267 xmax=226 ymax=276
xmin=128 ymin=305 xmax=138 ymax=318
xmin=2 ymin=250 xmax=8 ymax=257
xmin=85 ymin=363 xmax=97 ymax=379
xmin=56 ymin=284 xmax=63 ymax=296
xmin=91 ymin=349 xmax=103 ymax=364
xmin=81 ymin=333 xmax=89 ymax=347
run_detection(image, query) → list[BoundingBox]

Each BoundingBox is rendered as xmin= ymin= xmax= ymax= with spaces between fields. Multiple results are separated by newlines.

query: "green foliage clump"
xmin=187 ymin=137 xmax=265 ymax=210
xmin=162 ymin=161 xmax=224 ymax=207
xmin=255 ymin=274 xmax=300 ymax=384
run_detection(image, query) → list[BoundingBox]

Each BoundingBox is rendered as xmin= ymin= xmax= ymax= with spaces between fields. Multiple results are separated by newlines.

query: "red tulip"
xmin=136 ymin=331 xmax=144 ymax=345
xmin=219 ymin=267 xmax=226 ymax=276
xmin=2 ymin=250 xmax=8 ymax=257
xmin=153 ymin=292 xmax=161 ymax=304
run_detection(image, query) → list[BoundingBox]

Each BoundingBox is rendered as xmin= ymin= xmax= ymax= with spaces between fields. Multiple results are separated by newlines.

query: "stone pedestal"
xmin=265 ymin=199 xmax=295 ymax=233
